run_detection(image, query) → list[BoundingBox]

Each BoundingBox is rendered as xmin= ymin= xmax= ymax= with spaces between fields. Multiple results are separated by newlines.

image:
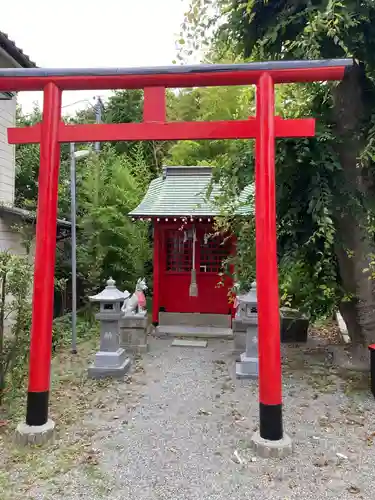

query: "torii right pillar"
xmin=251 ymin=72 xmax=292 ymax=457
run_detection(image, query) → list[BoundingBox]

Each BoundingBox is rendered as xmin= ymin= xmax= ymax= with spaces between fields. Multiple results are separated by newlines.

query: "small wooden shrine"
xmin=129 ymin=166 xmax=252 ymax=326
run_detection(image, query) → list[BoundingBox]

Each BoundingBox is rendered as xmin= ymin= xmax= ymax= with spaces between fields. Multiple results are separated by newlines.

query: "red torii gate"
xmin=0 ymin=59 xmax=352 ymax=443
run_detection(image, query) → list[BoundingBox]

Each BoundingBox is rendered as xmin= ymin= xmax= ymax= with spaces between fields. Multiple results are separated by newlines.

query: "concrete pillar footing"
xmin=14 ymin=419 xmax=55 ymax=446
xmin=250 ymin=430 xmax=293 ymax=458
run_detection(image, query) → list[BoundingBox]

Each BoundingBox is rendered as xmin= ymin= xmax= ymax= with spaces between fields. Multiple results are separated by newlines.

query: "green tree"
xmin=0 ymin=252 xmax=33 ymax=406
xmin=178 ymin=0 xmax=375 ymax=354
xmin=15 ymin=105 xmax=41 ymax=210
xmin=167 ymin=84 xmax=253 ymax=166
xmin=76 ymin=145 xmax=151 ymax=298
xmin=15 ymin=104 xmax=71 ymax=214
xmin=68 ymin=89 xmax=172 ymax=174
xmin=166 ymin=83 xmax=258 ymax=291
xmin=15 ymin=105 xmax=152 ymax=310
xmin=105 ymin=89 xmax=164 ymax=171
xmin=15 ymin=89 xmax=171 ymax=215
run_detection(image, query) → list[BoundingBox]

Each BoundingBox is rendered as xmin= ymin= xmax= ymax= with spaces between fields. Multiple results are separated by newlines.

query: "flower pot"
xmin=280 ymin=307 xmax=309 ymax=343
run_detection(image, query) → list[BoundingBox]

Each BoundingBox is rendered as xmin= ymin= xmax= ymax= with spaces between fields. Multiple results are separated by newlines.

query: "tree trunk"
xmin=332 ymin=63 xmax=375 ymax=354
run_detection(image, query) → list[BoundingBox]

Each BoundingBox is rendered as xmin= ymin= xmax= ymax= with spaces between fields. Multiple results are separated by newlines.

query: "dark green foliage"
xmin=15 ymin=103 xmax=152 ymax=310
xmin=175 ymin=0 xmax=375 ymax=345
xmin=76 ymin=145 xmax=151 ymax=297
xmin=0 ymin=253 xmax=33 ymax=406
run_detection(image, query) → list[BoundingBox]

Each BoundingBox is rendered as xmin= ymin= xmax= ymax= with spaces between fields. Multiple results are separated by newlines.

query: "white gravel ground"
xmin=26 ymin=337 xmax=375 ymax=499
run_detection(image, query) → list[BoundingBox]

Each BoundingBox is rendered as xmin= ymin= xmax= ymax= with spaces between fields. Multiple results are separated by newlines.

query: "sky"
xmin=1 ymin=0 xmax=190 ymax=115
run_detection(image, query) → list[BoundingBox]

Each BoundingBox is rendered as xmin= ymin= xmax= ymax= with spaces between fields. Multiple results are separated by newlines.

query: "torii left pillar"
xmin=15 ymin=83 xmax=62 ymax=445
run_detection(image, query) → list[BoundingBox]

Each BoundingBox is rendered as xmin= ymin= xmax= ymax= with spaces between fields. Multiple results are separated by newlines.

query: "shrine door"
xmin=160 ymin=225 xmax=233 ymax=315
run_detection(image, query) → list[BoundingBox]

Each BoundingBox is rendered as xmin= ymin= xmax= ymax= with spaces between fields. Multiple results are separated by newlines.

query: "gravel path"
xmin=22 ymin=337 xmax=375 ymax=499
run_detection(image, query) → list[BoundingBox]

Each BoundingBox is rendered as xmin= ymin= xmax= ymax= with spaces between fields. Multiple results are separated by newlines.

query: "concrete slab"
xmin=159 ymin=312 xmax=231 ymax=328
xmin=88 ymin=357 xmax=131 ymax=379
xmin=156 ymin=325 xmax=233 ymax=339
xmin=171 ymin=339 xmax=208 ymax=348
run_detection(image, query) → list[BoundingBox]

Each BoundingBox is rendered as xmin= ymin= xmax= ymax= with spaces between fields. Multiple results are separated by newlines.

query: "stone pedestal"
xmin=88 ymin=311 xmax=131 ymax=378
xmin=88 ymin=347 xmax=130 ymax=379
xmin=234 ymin=283 xmax=259 ymax=379
xmin=232 ymin=318 xmax=246 ymax=355
xmin=235 ymin=319 xmax=259 ymax=379
xmin=120 ymin=314 xmax=148 ymax=353
xmin=236 ymin=354 xmax=258 ymax=378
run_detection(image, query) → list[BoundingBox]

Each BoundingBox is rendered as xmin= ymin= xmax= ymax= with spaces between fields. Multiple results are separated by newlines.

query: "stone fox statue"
xmin=122 ymin=278 xmax=147 ymax=316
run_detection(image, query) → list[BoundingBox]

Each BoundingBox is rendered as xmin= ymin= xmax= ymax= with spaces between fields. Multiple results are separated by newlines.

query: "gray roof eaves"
xmin=0 ymin=31 xmax=37 ymax=68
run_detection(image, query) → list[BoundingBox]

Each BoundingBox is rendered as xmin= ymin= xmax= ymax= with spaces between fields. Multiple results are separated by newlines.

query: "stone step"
xmin=156 ymin=324 xmax=233 ymax=339
xmin=171 ymin=339 xmax=208 ymax=348
xmin=158 ymin=312 xmax=232 ymax=328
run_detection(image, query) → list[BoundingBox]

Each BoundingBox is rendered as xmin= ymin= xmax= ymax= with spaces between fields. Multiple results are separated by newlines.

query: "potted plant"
xmin=280 ymin=307 xmax=309 ymax=343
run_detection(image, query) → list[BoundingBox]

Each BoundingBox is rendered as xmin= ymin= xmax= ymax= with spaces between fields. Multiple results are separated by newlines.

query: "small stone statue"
xmin=122 ymin=277 xmax=148 ymax=316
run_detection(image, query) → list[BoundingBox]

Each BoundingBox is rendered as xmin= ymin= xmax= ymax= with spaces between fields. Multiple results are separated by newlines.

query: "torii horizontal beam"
xmin=8 ymin=117 xmax=315 ymax=144
xmin=0 ymin=59 xmax=352 ymax=91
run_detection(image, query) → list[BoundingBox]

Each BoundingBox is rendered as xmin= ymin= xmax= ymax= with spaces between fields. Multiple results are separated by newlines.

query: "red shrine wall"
xmin=153 ymin=221 xmax=234 ymax=321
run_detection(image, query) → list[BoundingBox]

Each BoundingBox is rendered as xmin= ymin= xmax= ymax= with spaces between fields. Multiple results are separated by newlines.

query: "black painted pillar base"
xmin=26 ymin=391 xmax=49 ymax=426
xmin=260 ymin=402 xmax=283 ymax=441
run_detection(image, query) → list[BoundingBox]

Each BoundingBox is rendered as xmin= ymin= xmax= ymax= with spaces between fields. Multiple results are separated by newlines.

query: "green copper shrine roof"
xmin=129 ymin=166 xmax=253 ymax=217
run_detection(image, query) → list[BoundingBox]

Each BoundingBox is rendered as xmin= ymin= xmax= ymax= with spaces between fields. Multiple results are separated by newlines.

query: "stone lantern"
xmin=88 ymin=277 xmax=131 ymax=378
xmin=235 ymin=282 xmax=259 ymax=379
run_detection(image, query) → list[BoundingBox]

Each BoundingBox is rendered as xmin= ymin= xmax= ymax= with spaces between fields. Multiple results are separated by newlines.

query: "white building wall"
xmin=0 ymin=214 xmax=32 ymax=256
xmin=0 ymin=50 xmax=22 ymax=249
xmin=0 ymin=47 xmax=35 ymax=332
xmin=0 ymin=97 xmax=16 ymax=204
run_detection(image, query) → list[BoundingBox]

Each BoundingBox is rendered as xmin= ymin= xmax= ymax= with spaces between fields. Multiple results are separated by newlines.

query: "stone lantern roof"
xmin=237 ymin=282 xmax=257 ymax=305
xmin=235 ymin=282 xmax=258 ymax=320
xmin=89 ymin=278 xmax=127 ymax=303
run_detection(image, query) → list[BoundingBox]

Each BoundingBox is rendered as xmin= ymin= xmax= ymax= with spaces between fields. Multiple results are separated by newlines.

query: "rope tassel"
xmin=189 ymin=226 xmax=198 ymax=297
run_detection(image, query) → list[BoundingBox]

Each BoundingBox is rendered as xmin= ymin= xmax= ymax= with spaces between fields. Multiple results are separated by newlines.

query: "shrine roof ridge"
xmin=162 ymin=165 xmax=213 ymax=177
